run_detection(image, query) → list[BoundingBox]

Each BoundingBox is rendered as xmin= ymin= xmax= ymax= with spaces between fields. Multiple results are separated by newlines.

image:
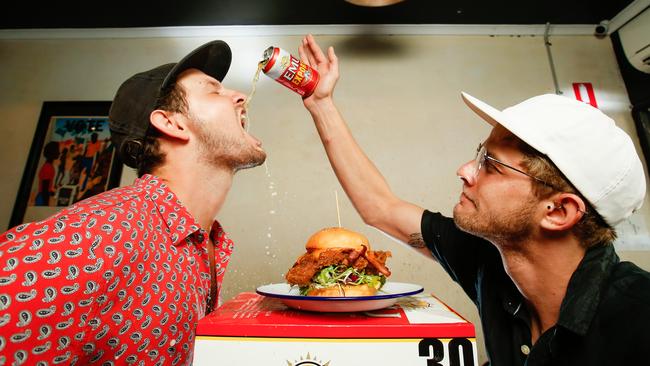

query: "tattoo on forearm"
xmin=408 ymin=233 xmax=426 ymax=249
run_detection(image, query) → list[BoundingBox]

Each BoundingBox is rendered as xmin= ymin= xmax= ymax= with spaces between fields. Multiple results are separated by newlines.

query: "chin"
xmin=452 ymin=204 xmax=466 ymax=222
xmin=232 ymin=153 xmax=265 ymax=172
xmin=452 ymin=210 xmax=480 ymax=235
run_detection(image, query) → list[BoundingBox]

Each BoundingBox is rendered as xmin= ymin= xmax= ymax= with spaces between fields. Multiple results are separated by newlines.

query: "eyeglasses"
xmin=472 ymin=143 xmax=589 ymax=216
xmin=473 ymin=143 xmax=556 ymax=189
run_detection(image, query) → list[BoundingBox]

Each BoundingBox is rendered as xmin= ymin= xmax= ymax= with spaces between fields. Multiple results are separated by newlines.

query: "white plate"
xmin=256 ymin=282 xmax=424 ymax=312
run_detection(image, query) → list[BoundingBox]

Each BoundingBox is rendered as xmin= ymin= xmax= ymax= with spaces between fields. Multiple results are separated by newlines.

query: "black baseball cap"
xmin=109 ymin=40 xmax=232 ymax=168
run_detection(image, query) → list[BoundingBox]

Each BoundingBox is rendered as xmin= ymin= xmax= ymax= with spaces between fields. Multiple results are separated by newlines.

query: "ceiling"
xmin=0 ymin=0 xmax=635 ymax=29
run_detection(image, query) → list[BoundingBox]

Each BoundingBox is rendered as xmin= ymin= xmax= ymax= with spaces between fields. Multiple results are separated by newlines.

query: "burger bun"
xmin=306 ymin=284 xmax=378 ymax=297
xmin=306 ymin=227 xmax=370 ymax=255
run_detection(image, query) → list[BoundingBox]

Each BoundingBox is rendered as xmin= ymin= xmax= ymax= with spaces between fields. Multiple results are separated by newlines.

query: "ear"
xmin=149 ymin=109 xmax=190 ymax=142
xmin=540 ymin=193 xmax=587 ymax=231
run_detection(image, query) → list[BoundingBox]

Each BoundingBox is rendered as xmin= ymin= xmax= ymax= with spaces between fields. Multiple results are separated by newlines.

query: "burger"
xmin=286 ymin=227 xmax=392 ymax=296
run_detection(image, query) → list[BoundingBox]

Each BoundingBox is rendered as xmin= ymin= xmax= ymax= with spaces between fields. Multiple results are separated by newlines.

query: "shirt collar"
xmin=556 ymin=244 xmax=619 ymax=335
xmin=499 ymin=244 xmax=619 ymax=336
xmin=135 ymin=174 xmax=202 ymax=246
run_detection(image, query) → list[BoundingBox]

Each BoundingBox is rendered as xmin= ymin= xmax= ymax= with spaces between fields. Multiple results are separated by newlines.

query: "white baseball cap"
xmin=461 ymin=92 xmax=646 ymax=227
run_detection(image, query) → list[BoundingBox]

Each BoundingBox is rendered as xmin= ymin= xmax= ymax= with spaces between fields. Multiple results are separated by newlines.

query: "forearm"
xmin=299 ymin=34 xmax=425 ymax=249
xmin=307 ymin=98 xmax=400 ymax=227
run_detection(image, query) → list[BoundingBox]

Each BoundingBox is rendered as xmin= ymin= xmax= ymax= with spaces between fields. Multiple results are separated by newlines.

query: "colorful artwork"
xmin=30 ymin=116 xmax=115 ymax=207
xmin=10 ymin=102 xmax=123 ymax=228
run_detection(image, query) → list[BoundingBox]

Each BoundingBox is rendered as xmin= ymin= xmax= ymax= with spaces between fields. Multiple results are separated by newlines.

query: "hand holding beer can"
xmin=261 ymin=46 xmax=320 ymax=98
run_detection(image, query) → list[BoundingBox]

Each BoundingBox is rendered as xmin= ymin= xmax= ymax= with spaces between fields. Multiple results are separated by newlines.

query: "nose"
xmin=456 ymin=159 xmax=477 ymax=186
xmin=226 ymin=88 xmax=247 ymax=106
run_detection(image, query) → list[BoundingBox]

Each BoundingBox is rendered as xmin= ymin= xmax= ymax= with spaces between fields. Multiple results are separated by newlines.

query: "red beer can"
xmin=261 ymin=46 xmax=320 ymax=97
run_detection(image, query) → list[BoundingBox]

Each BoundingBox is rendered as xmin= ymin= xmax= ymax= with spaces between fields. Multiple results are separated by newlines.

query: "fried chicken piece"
xmin=285 ymin=248 xmax=392 ymax=286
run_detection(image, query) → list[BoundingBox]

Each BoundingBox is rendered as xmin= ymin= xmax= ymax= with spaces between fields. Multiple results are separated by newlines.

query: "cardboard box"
xmin=195 ymin=292 xmax=478 ymax=366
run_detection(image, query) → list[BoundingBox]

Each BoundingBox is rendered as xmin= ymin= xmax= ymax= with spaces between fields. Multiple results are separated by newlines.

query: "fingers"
xmin=303 ymin=37 xmax=317 ymax=66
xmin=306 ymin=34 xmax=327 ymax=64
xmin=327 ymin=46 xmax=338 ymax=69
xmin=300 ymin=34 xmax=337 ymax=72
xmin=298 ymin=42 xmax=309 ymax=66
xmin=299 ymin=37 xmax=317 ymax=66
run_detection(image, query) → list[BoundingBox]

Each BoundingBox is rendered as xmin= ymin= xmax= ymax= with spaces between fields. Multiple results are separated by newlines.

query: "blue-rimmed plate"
xmin=256 ymin=282 xmax=424 ymax=312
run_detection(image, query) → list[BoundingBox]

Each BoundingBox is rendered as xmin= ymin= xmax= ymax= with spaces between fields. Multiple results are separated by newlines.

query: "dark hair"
xmin=43 ymin=141 xmax=60 ymax=161
xmin=517 ymin=142 xmax=616 ymax=247
xmin=135 ymin=82 xmax=188 ymax=177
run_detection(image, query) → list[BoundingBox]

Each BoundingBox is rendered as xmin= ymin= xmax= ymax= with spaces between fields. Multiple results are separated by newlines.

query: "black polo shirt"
xmin=421 ymin=210 xmax=650 ymax=365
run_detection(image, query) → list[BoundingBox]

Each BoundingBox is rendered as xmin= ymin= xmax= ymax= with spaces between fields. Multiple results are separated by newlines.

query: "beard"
xmin=453 ymin=196 xmax=537 ymax=245
xmin=191 ymin=113 xmax=266 ymax=172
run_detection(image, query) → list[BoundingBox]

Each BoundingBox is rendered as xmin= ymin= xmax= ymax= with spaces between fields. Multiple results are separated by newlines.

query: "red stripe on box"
xmin=197 ymin=293 xmax=475 ymax=339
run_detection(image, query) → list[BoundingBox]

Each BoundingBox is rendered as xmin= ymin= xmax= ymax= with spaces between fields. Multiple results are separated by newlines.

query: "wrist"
xmin=305 ymin=96 xmax=336 ymax=113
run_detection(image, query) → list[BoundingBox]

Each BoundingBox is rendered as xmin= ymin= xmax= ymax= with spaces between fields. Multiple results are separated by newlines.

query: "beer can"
xmin=261 ymin=46 xmax=320 ymax=97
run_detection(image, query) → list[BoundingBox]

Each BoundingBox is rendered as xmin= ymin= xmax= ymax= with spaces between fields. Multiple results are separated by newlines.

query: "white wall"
xmin=2 ymin=32 xmax=649 ymax=365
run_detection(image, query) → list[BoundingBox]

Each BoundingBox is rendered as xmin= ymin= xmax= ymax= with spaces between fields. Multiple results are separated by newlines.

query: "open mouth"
xmin=238 ymin=108 xmax=263 ymax=149
xmin=240 ymin=110 xmax=248 ymax=131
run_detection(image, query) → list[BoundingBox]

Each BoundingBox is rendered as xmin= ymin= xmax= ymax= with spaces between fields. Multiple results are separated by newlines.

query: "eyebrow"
xmin=207 ymin=79 xmax=220 ymax=86
xmin=484 ymin=146 xmax=514 ymax=170
xmin=484 ymin=137 xmax=516 ymax=161
xmin=484 ymin=147 xmax=503 ymax=161
xmin=200 ymin=78 xmax=222 ymax=90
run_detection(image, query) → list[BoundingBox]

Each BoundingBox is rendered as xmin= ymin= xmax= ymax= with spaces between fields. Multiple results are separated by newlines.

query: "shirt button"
xmin=521 ymin=344 xmax=530 ymax=355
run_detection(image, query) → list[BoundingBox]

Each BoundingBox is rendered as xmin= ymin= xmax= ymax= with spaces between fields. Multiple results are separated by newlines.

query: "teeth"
xmin=241 ymin=114 xmax=249 ymax=131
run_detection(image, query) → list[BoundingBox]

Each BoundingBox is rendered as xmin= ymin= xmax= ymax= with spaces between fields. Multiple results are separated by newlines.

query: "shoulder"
xmin=60 ymin=183 xmax=153 ymax=224
xmin=420 ymin=210 xmax=491 ymax=250
xmin=592 ymin=262 xmax=650 ymax=344
xmin=608 ymin=261 xmax=650 ymax=306
xmin=420 ymin=210 xmax=455 ymax=236
xmin=1 ymin=184 xmax=149 ymax=250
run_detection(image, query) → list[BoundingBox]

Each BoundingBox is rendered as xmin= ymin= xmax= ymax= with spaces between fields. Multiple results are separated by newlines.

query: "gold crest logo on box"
xmin=286 ymin=353 xmax=330 ymax=366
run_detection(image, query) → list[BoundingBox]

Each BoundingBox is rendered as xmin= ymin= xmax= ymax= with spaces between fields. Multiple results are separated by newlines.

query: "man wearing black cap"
xmin=298 ymin=34 xmax=650 ymax=365
xmin=0 ymin=40 xmax=265 ymax=365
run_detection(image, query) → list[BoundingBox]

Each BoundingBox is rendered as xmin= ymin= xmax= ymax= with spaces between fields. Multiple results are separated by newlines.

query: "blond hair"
xmin=518 ymin=141 xmax=616 ymax=247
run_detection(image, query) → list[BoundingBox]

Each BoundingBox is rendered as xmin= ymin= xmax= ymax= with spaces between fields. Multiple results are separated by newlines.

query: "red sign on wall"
xmin=572 ymin=82 xmax=598 ymax=108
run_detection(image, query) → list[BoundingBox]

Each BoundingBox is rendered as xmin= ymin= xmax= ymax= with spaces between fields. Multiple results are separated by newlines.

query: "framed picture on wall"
xmin=9 ymin=101 xmax=123 ymax=229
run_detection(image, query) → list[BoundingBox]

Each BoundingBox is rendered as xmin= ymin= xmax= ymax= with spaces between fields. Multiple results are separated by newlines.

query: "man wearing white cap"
xmin=298 ymin=34 xmax=650 ymax=365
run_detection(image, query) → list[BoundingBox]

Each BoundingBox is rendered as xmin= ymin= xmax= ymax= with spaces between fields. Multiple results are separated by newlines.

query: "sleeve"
xmin=0 ymin=218 xmax=108 ymax=364
xmin=420 ymin=210 xmax=497 ymax=304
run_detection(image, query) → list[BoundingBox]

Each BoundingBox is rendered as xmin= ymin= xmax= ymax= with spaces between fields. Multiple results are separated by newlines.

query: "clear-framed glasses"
xmin=472 ymin=142 xmax=589 ymax=215
xmin=473 ymin=143 xmax=555 ymax=189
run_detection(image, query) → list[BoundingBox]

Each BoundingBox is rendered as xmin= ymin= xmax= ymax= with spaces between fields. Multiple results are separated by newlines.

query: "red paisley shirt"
xmin=0 ymin=175 xmax=234 ymax=365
